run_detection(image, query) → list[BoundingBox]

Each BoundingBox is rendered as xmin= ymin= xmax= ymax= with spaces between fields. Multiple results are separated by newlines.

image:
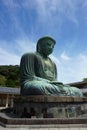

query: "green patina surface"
xmin=20 ymin=36 xmax=83 ymax=97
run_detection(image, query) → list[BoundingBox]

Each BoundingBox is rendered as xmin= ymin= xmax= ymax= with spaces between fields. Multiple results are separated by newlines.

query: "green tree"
xmin=0 ymin=75 xmax=6 ymax=86
xmin=83 ymin=78 xmax=87 ymax=81
xmin=6 ymin=79 xmax=15 ymax=87
xmin=0 ymin=65 xmax=20 ymax=87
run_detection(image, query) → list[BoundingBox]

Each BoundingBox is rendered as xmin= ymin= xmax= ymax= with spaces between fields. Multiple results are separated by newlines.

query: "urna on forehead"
xmin=37 ymin=36 xmax=56 ymax=45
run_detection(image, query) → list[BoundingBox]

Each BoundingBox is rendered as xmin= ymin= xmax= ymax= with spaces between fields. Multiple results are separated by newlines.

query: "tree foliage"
xmin=0 ymin=75 xmax=6 ymax=86
xmin=0 ymin=65 xmax=20 ymax=88
xmin=83 ymin=78 xmax=87 ymax=82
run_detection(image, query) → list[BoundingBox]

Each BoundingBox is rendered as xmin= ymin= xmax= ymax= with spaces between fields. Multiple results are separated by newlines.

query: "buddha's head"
xmin=36 ymin=36 xmax=56 ymax=57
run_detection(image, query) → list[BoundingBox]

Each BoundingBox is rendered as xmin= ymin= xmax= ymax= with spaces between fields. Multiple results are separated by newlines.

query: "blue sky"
xmin=0 ymin=0 xmax=87 ymax=83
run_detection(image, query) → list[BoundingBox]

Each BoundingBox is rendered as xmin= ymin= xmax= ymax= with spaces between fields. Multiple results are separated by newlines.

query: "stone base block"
xmin=13 ymin=96 xmax=87 ymax=118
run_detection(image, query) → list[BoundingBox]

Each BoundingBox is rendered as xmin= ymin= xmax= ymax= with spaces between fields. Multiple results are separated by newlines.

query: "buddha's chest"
xmin=43 ymin=59 xmax=53 ymax=69
xmin=42 ymin=58 xmax=55 ymax=80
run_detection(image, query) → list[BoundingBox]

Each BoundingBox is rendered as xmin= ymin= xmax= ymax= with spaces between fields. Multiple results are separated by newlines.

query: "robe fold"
xmin=20 ymin=52 xmax=83 ymax=96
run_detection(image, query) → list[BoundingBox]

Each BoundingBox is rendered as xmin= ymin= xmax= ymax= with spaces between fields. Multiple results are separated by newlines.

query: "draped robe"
xmin=20 ymin=52 xmax=83 ymax=96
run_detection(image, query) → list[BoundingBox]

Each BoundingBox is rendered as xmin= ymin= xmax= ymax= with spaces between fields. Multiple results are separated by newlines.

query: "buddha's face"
xmin=40 ymin=39 xmax=55 ymax=57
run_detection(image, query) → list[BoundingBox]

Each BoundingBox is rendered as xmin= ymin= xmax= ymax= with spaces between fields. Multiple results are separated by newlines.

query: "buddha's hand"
xmin=36 ymin=77 xmax=50 ymax=83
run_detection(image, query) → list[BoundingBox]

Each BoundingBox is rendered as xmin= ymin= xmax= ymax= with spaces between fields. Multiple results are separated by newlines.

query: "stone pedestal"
xmin=0 ymin=96 xmax=87 ymax=127
xmin=13 ymin=96 xmax=87 ymax=118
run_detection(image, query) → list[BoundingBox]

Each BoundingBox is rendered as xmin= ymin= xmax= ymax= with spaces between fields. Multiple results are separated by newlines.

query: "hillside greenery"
xmin=83 ymin=78 xmax=87 ymax=81
xmin=0 ymin=65 xmax=20 ymax=88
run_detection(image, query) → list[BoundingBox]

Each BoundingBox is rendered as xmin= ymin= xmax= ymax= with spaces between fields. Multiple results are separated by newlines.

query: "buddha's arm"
xmin=20 ymin=53 xmax=50 ymax=83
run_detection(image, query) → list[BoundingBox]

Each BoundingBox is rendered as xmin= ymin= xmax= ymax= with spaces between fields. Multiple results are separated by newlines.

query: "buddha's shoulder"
xmin=21 ymin=52 xmax=38 ymax=59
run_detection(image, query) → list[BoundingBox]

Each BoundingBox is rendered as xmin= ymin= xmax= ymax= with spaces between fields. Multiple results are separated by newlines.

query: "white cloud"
xmin=2 ymin=0 xmax=87 ymax=28
xmin=0 ymin=38 xmax=36 ymax=65
xmin=2 ymin=0 xmax=87 ymax=38
xmin=3 ymin=0 xmax=78 ymax=25
xmin=0 ymin=47 xmax=20 ymax=65
xmin=35 ymin=0 xmax=79 ymax=25
xmin=60 ymin=52 xmax=71 ymax=61
xmin=15 ymin=37 xmax=36 ymax=54
xmin=57 ymin=53 xmax=87 ymax=83
xmin=35 ymin=0 xmax=87 ymax=27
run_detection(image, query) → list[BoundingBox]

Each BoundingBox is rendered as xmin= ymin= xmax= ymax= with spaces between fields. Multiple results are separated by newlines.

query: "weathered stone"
xmin=14 ymin=95 xmax=87 ymax=103
xmin=13 ymin=96 xmax=87 ymax=118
